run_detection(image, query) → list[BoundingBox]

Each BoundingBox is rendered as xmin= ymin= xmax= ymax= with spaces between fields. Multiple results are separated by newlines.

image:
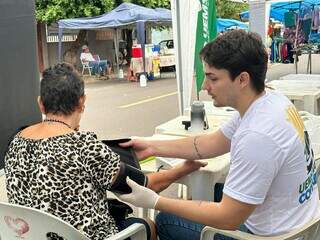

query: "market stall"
xmin=128 ymin=44 xmax=155 ymax=81
xmin=58 ymin=3 xmax=172 ymax=76
xmin=217 ymin=18 xmax=248 ymax=33
xmin=241 ymin=0 xmax=320 ymax=72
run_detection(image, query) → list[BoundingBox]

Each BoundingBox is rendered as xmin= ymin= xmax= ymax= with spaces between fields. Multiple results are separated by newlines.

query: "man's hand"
xmin=116 ymin=177 xmax=160 ymax=209
xmin=119 ymin=139 xmax=154 ymax=160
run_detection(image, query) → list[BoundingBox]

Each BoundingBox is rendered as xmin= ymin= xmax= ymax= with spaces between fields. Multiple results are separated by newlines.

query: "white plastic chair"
xmin=0 ymin=169 xmax=8 ymax=202
xmin=200 ymin=215 xmax=320 ymax=240
xmin=0 ymin=202 xmax=147 ymax=240
xmin=80 ymin=58 xmax=92 ymax=76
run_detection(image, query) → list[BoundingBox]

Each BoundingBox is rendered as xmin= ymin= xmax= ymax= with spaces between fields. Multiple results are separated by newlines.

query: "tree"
xmin=129 ymin=0 xmax=170 ymax=9
xmin=36 ymin=0 xmax=115 ymax=65
xmin=215 ymin=0 xmax=248 ymax=20
xmin=35 ymin=0 xmax=115 ymax=23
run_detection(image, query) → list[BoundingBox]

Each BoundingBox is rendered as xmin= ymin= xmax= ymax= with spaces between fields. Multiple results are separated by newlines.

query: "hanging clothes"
xmin=313 ymin=7 xmax=320 ymax=30
xmin=302 ymin=18 xmax=312 ymax=41
xmin=284 ymin=11 xmax=296 ymax=27
xmin=286 ymin=43 xmax=294 ymax=63
xmin=269 ymin=38 xmax=294 ymax=64
xmin=299 ymin=5 xmax=312 ymax=20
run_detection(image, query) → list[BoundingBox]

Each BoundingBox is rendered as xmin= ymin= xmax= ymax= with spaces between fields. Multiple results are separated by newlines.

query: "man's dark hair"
xmin=40 ymin=63 xmax=84 ymax=115
xmin=200 ymin=30 xmax=268 ymax=93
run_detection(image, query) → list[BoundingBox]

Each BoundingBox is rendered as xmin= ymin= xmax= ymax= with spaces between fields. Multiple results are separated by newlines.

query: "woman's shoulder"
xmin=74 ymin=131 xmax=98 ymax=142
xmin=74 ymin=131 xmax=108 ymax=150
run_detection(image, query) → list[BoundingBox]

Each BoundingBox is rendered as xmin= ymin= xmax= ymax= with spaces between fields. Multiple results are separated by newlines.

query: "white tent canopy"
xmin=171 ymin=0 xmax=200 ymax=114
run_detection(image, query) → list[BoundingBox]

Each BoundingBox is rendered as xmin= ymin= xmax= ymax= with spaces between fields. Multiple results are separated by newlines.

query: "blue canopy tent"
xmin=217 ymin=18 xmax=248 ymax=32
xmin=58 ymin=2 xmax=172 ymax=74
xmin=240 ymin=0 xmax=320 ymax=22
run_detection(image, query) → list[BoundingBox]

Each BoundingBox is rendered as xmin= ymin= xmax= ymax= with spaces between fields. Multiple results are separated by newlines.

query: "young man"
xmin=117 ymin=30 xmax=320 ymax=239
xmin=80 ymin=45 xmax=111 ymax=76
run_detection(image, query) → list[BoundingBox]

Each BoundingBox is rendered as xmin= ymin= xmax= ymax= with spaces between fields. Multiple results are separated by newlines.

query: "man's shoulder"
xmin=236 ymin=110 xmax=289 ymax=139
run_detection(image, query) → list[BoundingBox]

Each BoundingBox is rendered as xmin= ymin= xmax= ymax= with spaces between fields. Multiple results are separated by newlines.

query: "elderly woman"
xmin=4 ymin=63 xmax=206 ymax=240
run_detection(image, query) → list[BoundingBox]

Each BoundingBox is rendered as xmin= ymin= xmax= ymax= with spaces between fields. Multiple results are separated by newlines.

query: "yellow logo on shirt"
xmin=286 ymin=105 xmax=317 ymax=204
xmin=286 ymin=106 xmax=305 ymax=143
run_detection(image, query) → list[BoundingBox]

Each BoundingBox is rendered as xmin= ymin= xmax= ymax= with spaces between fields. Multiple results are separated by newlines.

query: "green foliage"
xmin=216 ymin=0 xmax=248 ymax=20
xmin=129 ymin=0 xmax=170 ymax=8
xmin=35 ymin=0 xmax=115 ymax=23
xmin=35 ymin=0 xmax=171 ymax=23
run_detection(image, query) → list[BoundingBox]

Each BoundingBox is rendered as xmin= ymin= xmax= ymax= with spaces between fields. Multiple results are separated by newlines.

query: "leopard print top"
xmin=5 ymin=131 xmax=121 ymax=239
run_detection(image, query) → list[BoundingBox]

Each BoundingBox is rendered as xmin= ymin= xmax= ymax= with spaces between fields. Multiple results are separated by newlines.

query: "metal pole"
xmin=175 ymin=0 xmax=184 ymax=115
xmin=58 ymin=27 xmax=63 ymax=62
xmin=114 ymin=28 xmax=120 ymax=74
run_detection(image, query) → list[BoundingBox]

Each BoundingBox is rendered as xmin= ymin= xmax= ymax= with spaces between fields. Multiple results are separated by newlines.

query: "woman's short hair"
xmin=200 ymin=30 xmax=268 ymax=94
xmin=40 ymin=63 xmax=84 ymax=115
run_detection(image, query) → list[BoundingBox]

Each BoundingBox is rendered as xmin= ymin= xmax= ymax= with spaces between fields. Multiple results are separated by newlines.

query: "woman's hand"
xmin=178 ymin=160 xmax=208 ymax=175
xmin=119 ymin=139 xmax=154 ymax=160
xmin=146 ymin=160 xmax=208 ymax=193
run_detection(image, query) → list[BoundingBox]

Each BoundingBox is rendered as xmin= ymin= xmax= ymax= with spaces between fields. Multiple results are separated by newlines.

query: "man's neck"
xmin=236 ymin=90 xmax=266 ymax=118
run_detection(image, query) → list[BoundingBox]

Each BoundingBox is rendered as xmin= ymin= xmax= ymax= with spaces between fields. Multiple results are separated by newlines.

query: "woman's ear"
xmin=37 ymin=96 xmax=46 ymax=114
xmin=78 ymin=95 xmax=86 ymax=113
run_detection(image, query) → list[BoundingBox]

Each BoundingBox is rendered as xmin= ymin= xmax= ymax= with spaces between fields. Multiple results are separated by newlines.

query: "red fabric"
xmin=132 ymin=47 xmax=142 ymax=58
xmin=268 ymin=25 xmax=273 ymax=36
xmin=282 ymin=44 xmax=288 ymax=59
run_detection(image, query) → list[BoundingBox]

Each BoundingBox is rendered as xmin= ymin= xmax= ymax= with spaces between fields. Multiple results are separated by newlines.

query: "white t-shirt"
xmin=221 ymin=90 xmax=320 ymax=236
xmin=80 ymin=52 xmax=95 ymax=62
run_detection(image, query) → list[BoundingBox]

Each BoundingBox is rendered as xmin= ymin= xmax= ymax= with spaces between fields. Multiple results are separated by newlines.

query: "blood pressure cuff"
xmin=110 ymin=162 xmax=148 ymax=194
xmin=102 ymin=138 xmax=140 ymax=170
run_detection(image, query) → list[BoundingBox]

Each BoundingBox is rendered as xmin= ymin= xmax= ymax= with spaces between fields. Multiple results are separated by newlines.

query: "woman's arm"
xmin=146 ymin=160 xmax=207 ymax=192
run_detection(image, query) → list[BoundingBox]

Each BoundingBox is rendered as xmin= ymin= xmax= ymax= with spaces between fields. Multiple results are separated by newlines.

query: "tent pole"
xmin=136 ymin=21 xmax=146 ymax=76
xmin=58 ymin=27 xmax=63 ymax=62
xmin=177 ymin=0 xmax=184 ymax=115
xmin=114 ymin=28 xmax=120 ymax=74
xmin=173 ymin=0 xmax=184 ymax=115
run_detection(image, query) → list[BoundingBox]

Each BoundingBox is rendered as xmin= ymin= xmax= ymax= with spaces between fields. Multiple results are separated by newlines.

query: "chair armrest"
xmin=201 ymin=215 xmax=320 ymax=240
xmin=81 ymin=59 xmax=89 ymax=64
xmin=200 ymin=226 xmax=258 ymax=240
xmin=107 ymin=223 xmax=147 ymax=240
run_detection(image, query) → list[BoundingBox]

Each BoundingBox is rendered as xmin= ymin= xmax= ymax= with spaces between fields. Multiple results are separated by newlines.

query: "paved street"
xmin=81 ymin=54 xmax=320 ymax=139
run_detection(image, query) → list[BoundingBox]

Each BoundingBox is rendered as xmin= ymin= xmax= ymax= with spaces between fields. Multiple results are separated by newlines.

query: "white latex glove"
xmin=116 ymin=177 xmax=160 ymax=209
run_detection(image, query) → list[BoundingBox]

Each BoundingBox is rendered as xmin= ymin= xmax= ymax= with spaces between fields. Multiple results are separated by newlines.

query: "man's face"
xmin=202 ymin=63 xmax=239 ymax=108
xmin=84 ymin=48 xmax=90 ymax=53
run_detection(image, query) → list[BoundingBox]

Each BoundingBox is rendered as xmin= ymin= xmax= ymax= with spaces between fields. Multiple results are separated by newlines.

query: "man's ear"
xmin=238 ymin=72 xmax=250 ymax=89
xmin=37 ymin=96 xmax=46 ymax=114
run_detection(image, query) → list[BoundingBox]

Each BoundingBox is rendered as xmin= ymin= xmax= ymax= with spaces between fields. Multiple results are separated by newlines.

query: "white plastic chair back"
xmin=300 ymin=111 xmax=320 ymax=156
xmin=200 ymin=213 xmax=320 ymax=240
xmin=0 ymin=169 xmax=8 ymax=202
xmin=0 ymin=202 xmax=89 ymax=240
xmin=0 ymin=202 xmax=147 ymax=240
